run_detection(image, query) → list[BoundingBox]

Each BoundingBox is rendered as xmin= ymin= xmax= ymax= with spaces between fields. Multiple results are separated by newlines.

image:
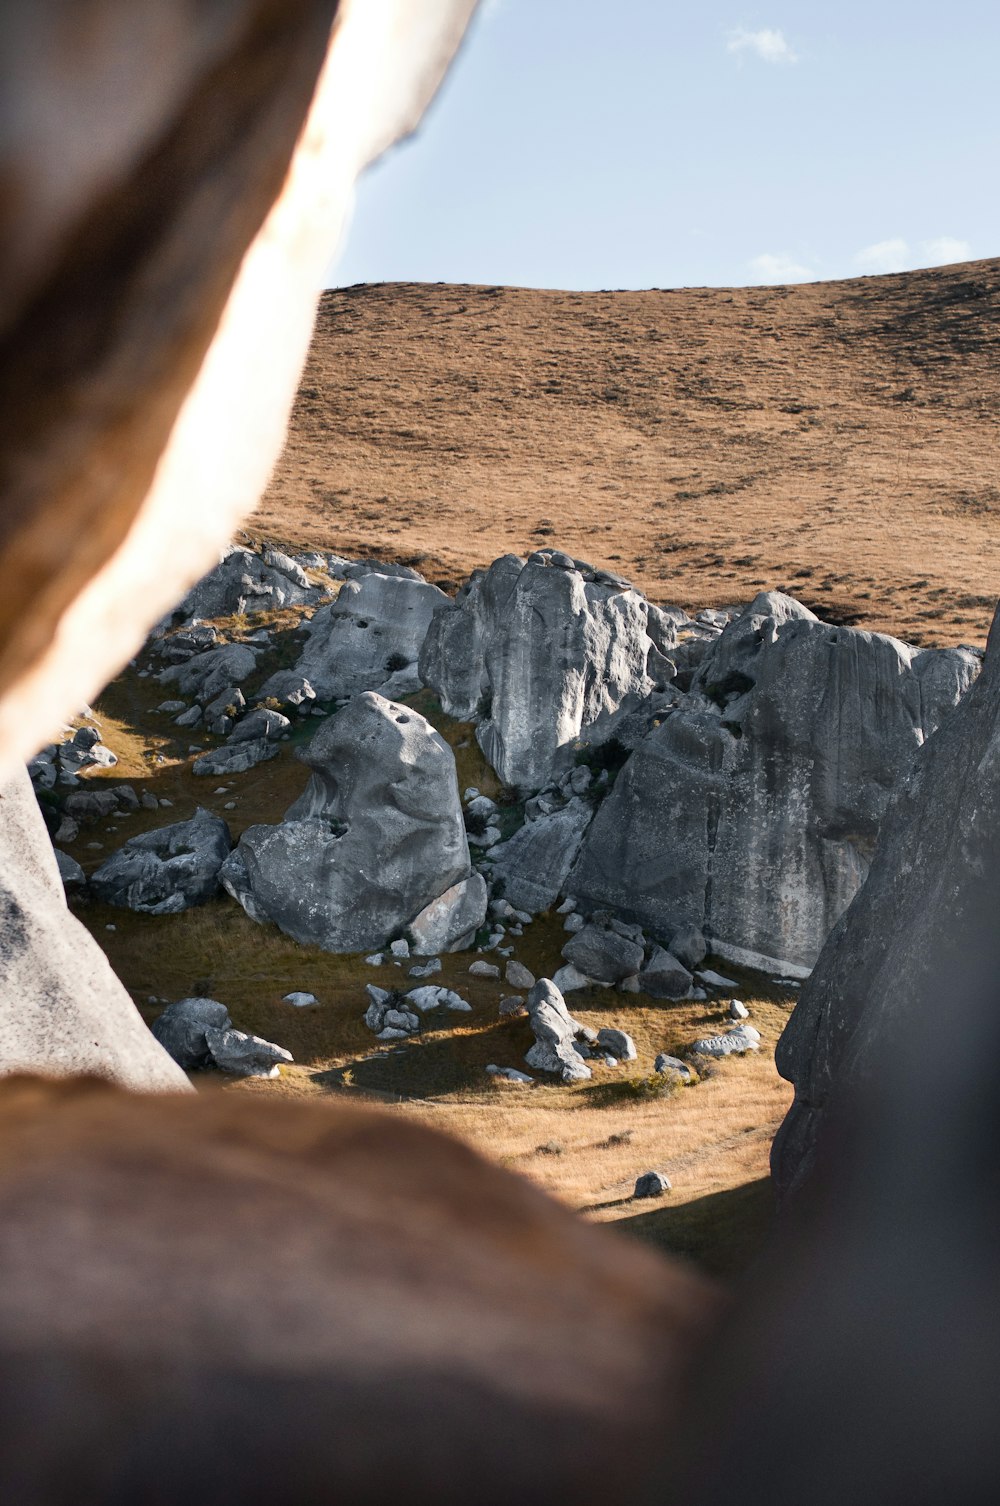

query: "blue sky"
xmin=328 ymin=0 xmax=1000 ymax=291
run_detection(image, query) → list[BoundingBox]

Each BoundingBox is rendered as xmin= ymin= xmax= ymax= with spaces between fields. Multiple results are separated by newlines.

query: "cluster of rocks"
xmin=170 ymin=543 xmax=325 ymax=622
xmin=89 ymin=808 xmax=232 ymax=914
xmin=29 ymin=722 xmax=117 ymax=791
xmin=363 ymin=981 xmax=471 ymax=1039
xmin=151 ymin=996 xmax=291 ymax=1078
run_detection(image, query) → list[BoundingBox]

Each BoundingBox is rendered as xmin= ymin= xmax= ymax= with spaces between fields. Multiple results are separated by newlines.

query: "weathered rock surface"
xmin=203 ymin=1026 xmax=293 ymax=1079
xmin=175 ymin=543 xmax=323 ymax=621
xmin=151 ymin=998 xmax=232 ymax=1069
xmin=0 ymin=769 xmax=188 ymax=1090
xmin=54 ymin=850 xmax=85 ymax=891
xmin=690 ymin=1024 xmax=761 ymax=1057
xmin=524 ymin=978 xmax=593 ymax=1082
xmin=570 ymin=592 xmax=980 ymax=974
xmin=421 ymin=552 xmax=669 ymax=790
xmin=255 ymin=669 xmax=316 ymax=708
xmin=634 ymin=1171 xmax=672 ymax=1198
xmin=486 ymin=798 xmax=594 ymax=915
xmin=294 ymin=572 xmax=448 ymax=700
xmin=772 ymin=600 xmax=1000 ymax=1200
xmin=89 ymin=808 xmax=232 ymax=914
xmin=158 ymin=642 xmax=259 ymax=704
xmin=226 ymin=694 xmax=481 ymax=952
xmin=596 ymin=1027 xmax=637 ymax=1061
xmin=562 ymin=925 xmax=644 ymax=985
xmin=407 ymin=873 xmax=487 ymax=954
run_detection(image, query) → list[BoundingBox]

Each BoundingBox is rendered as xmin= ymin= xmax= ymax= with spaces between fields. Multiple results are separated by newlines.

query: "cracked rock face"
xmin=772 ymin=599 xmax=1000 ymax=1200
xmin=225 ymin=694 xmax=484 ymax=952
xmin=570 ymin=592 xmax=980 ymax=975
xmin=420 ymin=552 xmax=667 ymax=791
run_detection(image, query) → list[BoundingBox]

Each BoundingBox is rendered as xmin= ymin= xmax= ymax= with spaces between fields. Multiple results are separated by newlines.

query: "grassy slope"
xmin=259 ymin=263 xmax=1000 ymax=650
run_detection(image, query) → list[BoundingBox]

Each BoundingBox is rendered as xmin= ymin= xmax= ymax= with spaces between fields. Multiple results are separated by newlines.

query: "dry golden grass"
xmin=258 ymin=265 xmax=1000 ymax=648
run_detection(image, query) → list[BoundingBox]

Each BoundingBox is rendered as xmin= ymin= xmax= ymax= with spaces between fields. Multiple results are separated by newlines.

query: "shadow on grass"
xmin=616 ymin=1176 xmax=776 ymax=1279
xmin=311 ymin=1016 xmax=531 ymax=1101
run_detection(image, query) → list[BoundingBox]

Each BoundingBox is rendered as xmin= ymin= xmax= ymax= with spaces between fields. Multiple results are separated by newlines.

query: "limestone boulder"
xmin=421 ymin=551 xmax=668 ymax=790
xmin=571 ymin=593 xmax=981 ymax=975
xmin=407 ymin=873 xmax=487 ymax=955
xmin=772 ymin=601 xmax=1000 ymax=1200
xmin=524 ymin=978 xmax=593 ymax=1083
xmin=562 ymin=925 xmax=644 ymax=985
xmin=294 ymin=572 xmax=449 ymax=700
xmin=0 ymin=769 xmax=188 ymax=1090
xmin=226 ymin=694 xmax=477 ymax=952
xmin=89 ymin=808 xmax=232 ymax=914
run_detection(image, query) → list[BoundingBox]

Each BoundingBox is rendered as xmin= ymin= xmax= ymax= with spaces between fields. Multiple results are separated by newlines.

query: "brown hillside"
xmin=260 ymin=262 xmax=1000 ymax=646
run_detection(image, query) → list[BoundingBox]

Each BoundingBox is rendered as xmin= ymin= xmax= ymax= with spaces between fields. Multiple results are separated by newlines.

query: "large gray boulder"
xmin=0 ymin=769 xmax=189 ymax=1090
xmin=524 ymin=977 xmax=593 ymax=1082
xmin=158 ymin=642 xmax=259 ymax=704
xmin=772 ymin=601 xmax=1000 ymax=1200
xmin=225 ymin=694 xmax=484 ymax=952
xmin=562 ymin=925 xmax=644 ymax=984
xmin=294 ymin=572 xmax=448 ymax=700
xmin=175 ymin=543 xmax=324 ymax=621
xmin=420 ymin=552 xmax=669 ymax=791
xmin=89 ymin=808 xmax=232 ymax=914
xmin=486 ymin=797 xmax=594 ymax=915
xmin=151 ymin=998 xmax=232 ymax=1069
xmin=570 ymin=593 xmax=980 ymax=975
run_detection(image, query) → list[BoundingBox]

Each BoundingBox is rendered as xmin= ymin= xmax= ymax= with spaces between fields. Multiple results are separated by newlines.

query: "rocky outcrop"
xmin=570 ymin=592 xmax=980 ymax=975
xmin=772 ymin=601 xmax=1000 ymax=1199
xmin=90 ymin=809 xmax=232 ymax=914
xmin=225 ymin=694 xmax=485 ymax=952
xmin=294 ymin=571 xmax=448 ymax=700
xmin=0 ymin=769 xmax=188 ymax=1090
xmin=420 ymin=551 xmax=670 ymax=790
xmin=175 ymin=543 xmax=324 ymax=622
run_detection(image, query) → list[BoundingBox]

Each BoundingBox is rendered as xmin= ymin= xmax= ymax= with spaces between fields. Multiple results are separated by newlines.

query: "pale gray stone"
xmin=204 ymin=1026 xmax=293 ymax=1078
xmin=159 ymin=642 xmax=259 ymax=704
xmin=634 ymin=1171 xmax=672 ymax=1198
xmin=228 ymin=708 xmax=290 ymax=743
xmin=596 ymin=1027 xmax=637 ymax=1061
xmin=562 ymin=925 xmax=644 ymax=985
xmin=407 ymin=873 xmax=487 ymax=954
xmin=505 ymin=959 xmax=535 ymax=989
xmin=226 ymin=695 xmax=473 ymax=952
xmin=691 ymin=1024 xmax=761 ymax=1057
xmin=772 ymin=600 xmax=1000 ymax=1200
xmin=469 ymin=960 xmax=500 ymax=979
xmin=654 ymin=1054 xmax=693 ymax=1082
xmin=571 ymin=592 xmax=980 ymax=973
xmin=176 ymin=543 xmax=324 ymax=621
xmin=295 ymin=572 xmax=448 ymax=700
xmin=486 ymin=1064 xmax=534 ymax=1085
xmin=422 ymin=553 xmax=665 ymax=790
xmin=524 ymin=978 xmax=593 ymax=1082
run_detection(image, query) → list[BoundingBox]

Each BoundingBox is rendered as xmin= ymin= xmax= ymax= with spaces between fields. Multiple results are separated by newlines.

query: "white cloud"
xmin=749 ymin=252 xmax=816 ymax=284
xmin=921 ymin=236 xmax=972 ymax=266
xmin=854 ymin=238 xmax=911 ymax=274
xmin=727 ymin=27 xmax=798 ymax=64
